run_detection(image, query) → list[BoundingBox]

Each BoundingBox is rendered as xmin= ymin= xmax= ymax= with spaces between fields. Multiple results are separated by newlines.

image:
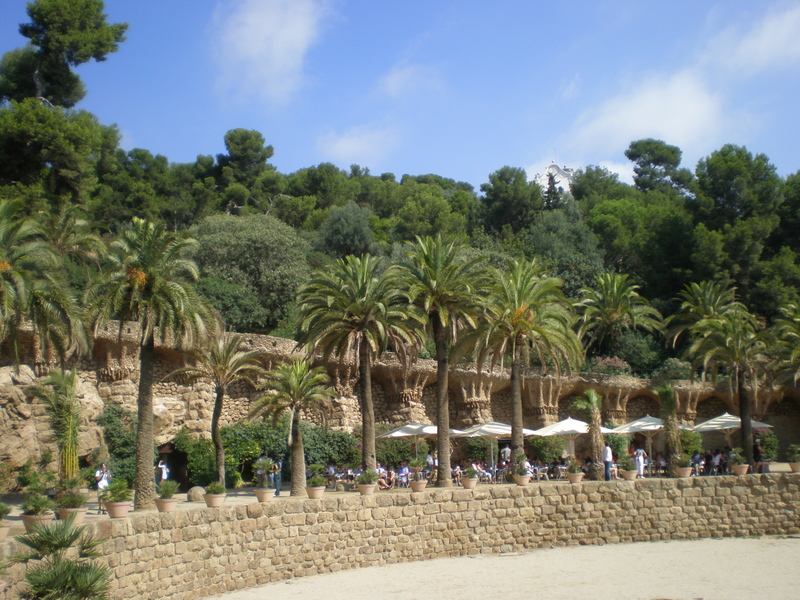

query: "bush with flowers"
xmin=651 ymin=358 xmax=693 ymax=380
xmin=585 ymin=356 xmax=631 ymax=376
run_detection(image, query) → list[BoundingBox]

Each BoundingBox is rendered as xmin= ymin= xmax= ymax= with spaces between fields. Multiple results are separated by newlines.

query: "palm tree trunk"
xmin=289 ymin=410 xmax=306 ymax=496
xmin=588 ymin=410 xmax=604 ymax=480
xmin=510 ymin=336 xmax=525 ymax=460
xmin=212 ymin=386 xmax=226 ymax=485
xmin=433 ymin=314 xmax=452 ymax=487
xmin=359 ymin=343 xmax=376 ymax=470
xmin=738 ymin=364 xmax=754 ymax=466
xmin=134 ymin=334 xmax=156 ymax=510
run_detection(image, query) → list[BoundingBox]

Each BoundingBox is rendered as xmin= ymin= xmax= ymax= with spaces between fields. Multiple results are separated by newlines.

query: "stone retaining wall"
xmin=2 ymin=474 xmax=798 ymax=600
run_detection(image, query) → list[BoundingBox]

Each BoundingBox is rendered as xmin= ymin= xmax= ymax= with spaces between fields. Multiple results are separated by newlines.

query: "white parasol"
xmin=377 ymin=422 xmax=464 ymax=458
xmin=532 ymin=417 xmax=613 ymax=458
xmin=693 ymin=412 xmax=772 ymax=446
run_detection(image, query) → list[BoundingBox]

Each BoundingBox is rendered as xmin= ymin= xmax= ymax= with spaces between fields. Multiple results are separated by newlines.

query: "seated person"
xmin=386 ymin=468 xmax=397 ymax=489
xmin=452 ymin=463 xmax=462 ymax=486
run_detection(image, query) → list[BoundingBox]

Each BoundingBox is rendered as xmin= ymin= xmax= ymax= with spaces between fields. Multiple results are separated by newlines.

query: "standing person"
xmin=157 ymin=459 xmax=169 ymax=483
xmin=95 ymin=463 xmax=111 ymax=490
xmin=753 ymin=438 xmax=764 ymax=473
xmin=603 ymin=441 xmax=613 ymax=481
xmin=500 ymin=443 xmax=512 ymax=463
xmin=270 ymin=457 xmax=282 ymax=497
xmin=634 ymin=446 xmax=647 ymax=478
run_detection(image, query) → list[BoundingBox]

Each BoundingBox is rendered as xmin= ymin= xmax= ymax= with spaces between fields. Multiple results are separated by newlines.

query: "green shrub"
xmin=96 ymin=403 xmax=148 ymax=486
xmin=463 ymin=437 xmax=498 ymax=464
xmin=786 ymin=444 xmax=800 ymax=462
xmin=651 ymin=358 xmax=692 ymax=380
xmin=0 ymin=501 xmax=12 ymax=520
xmin=22 ymin=494 xmax=54 ymax=516
xmin=613 ymin=330 xmax=663 ymax=376
xmin=585 ymin=356 xmax=632 ymax=376
xmin=755 ymin=428 xmax=778 ymax=461
xmin=527 ymin=436 xmax=566 ymax=463
xmin=306 ymin=475 xmax=326 ymax=487
xmin=618 ymin=456 xmax=635 ymax=471
xmin=158 ymin=480 xmax=180 ymax=499
xmin=603 ymin=430 xmax=630 ymax=462
xmin=55 ymin=492 xmax=87 ymax=509
xmin=205 ymin=481 xmax=226 ymax=495
xmin=101 ymin=479 xmax=132 ymax=503
xmin=679 ymin=429 xmax=703 ymax=458
xmin=356 ymin=469 xmax=378 ymax=484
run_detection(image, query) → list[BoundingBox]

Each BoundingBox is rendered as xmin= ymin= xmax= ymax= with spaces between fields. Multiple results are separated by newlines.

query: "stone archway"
xmin=695 ymin=396 xmax=729 ymax=422
xmin=625 ymin=394 xmax=660 ymax=421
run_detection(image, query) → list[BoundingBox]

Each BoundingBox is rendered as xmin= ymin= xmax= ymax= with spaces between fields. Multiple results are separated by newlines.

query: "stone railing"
xmin=2 ymin=474 xmax=798 ymax=600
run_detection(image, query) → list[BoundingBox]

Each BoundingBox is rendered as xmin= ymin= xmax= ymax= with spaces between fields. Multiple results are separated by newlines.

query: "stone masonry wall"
xmin=2 ymin=474 xmax=798 ymax=600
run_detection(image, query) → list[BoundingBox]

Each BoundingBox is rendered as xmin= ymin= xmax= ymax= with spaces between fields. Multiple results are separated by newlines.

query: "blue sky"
xmin=2 ymin=0 xmax=799 ymax=189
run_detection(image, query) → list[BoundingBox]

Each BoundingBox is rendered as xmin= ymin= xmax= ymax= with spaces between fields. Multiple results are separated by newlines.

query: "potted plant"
xmin=566 ymin=460 xmax=584 ymax=484
xmin=513 ymin=454 xmax=531 ymax=486
xmin=0 ymin=501 xmax=12 ymax=541
xmin=156 ymin=480 xmax=181 ymax=513
xmin=54 ymin=476 xmax=89 ymax=524
xmin=618 ymin=456 xmax=638 ymax=481
xmin=102 ymin=479 xmax=133 ymax=518
xmin=252 ymin=457 xmax=275 ymax=502
xmin=462 ymin=467 xmax=480 ymax=490
xmin=675 ymin=454 xmax=693 ymax=478
xmin=786 ymin=444 xmax=800 ymax=473
xmin=729 ymin=448 xmax=749 ymax=475
xmin=203 ymin=481 xmax=227 ymax=507
xmin=356 ymin=469 xmax=379 ymax=495
xmin=408 ymin=459 xmax=428 ymax=492
xmin=20 ymin=490 xmax=55 ymax=532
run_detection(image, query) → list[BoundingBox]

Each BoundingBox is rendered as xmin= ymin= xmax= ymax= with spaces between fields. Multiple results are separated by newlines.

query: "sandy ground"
xmin=206 ymin=536 xmax=800 ymax=600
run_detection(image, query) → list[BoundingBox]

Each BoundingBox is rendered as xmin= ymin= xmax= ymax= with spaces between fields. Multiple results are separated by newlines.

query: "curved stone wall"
xmin=1 ymin=474 xmax=798 ymax=600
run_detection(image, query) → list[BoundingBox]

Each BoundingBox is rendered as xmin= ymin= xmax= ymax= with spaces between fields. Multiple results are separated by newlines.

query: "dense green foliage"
xmin=95 ymin=403 xmax=142 ymax=486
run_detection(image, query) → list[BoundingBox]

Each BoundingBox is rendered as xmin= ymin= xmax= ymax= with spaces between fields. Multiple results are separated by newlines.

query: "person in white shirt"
xmin=603 ymin=442 xmax=614 ymax=481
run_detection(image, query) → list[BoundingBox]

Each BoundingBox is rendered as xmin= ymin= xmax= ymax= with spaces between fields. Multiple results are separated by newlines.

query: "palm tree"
xmin=0 ymin=199 xmax=84 ymax=366
xmin=684 ymin=304 xmax=768 ymax=466
xmin=576 ymin=272 xmax=663 ymax=354
xmin=38 ymin=204 xmax=106 ymax=273
xmin=397 ymin=235 xmax=486 ymax=487
xmin=168 ymin=332 xmax=266 ymax=485
xmin=12 ymin=513 xmax=111 ymax=600
xmin=249 ymin=359 xmax=335 ymax=496
xmin=572 ymin=389 xmax=604 ymax=480
xmin=465 ymin=258 xmax=583 ymax=463
xmin=768 ymin=302 xmax=800 ymax=387
xmin=85 ymin=218 xmax=213 ymax=509
xmin=658 ymin=384 xmax=682 ymax=476
xmin=297 ymin=254 xmax=423 ymax=471
xmin=666 ymin=280 xmax=736 ymax=350
xmin=28 ymin=368 xmax=81 ymax=480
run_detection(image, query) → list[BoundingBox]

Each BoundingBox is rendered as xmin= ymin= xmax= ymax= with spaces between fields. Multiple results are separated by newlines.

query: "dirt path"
xmin=207 ymin=536 xmax=799 ymax=600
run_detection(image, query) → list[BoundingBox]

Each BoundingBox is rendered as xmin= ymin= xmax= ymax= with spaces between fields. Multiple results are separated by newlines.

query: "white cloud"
xmin=317 ymin=125 xmax=400 ymax=166
xmin=703 ymin=4 xmax=800 ymax=74
xmin=377 ymin=63 xmax=444 ymax=98
xmin=568 ymin=69 xmax=727 ymax=162
xmin=212 ymin=0 xmax=329 ymax=105
xmin=561 ymin=73 xmax=580 ymax=101
xmin=598 ymin=160 xmax=635 ymax=185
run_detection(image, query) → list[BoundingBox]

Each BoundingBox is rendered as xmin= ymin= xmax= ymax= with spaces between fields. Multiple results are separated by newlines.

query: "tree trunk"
xmin=510 ymin=336 xmax=525 ymax=461
xmin=289 ymin=410 xmax=306 ymax=496
xmin=359 ymin=343 xmax=376 ymax=470
xmin=134 ymin=334 xmax=156 ymax=510
xmin=433 ymin=314 xmax=452 ymax=487
xmin=212 ymin=385 xmax=226 ymax=485
xmin=587 ymin=409 xmax=604 ymax=480
xmin=738 ymin=364 xmax=754 ymax=466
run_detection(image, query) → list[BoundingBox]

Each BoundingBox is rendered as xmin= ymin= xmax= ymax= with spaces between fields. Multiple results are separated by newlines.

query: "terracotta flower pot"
xmin=56 ymin=507 xmax=88 ymax=524
xmin=788 ymin=462 xmax=800 ymax=473
xmin=409 ymin=480 xmax=428 ymax=492
xmin=512 ymin=475 xmax=531 ymax=486
xmin=203 ymin=494 xmax=226 ymax=508
xmin=0 ymin=524 xmax=11 ymax=541
xmin=357 ymin=483 xmax=377 ymax=495
xmin=155 ymin=498 xmax=179 ymax=513
xmin=732 ymin=464 xmax=750 ymax=476
xmin=105 ymin=501 xmax=132 ymax=518
xmin=305 ymin=486 xmax=325 ymax=499
xmin=253 ymin=489 xmax=273 ymax=502
xmin=21 ymin=513 xmax=54 ymax=532
xmin=675 ymin=467 xmax=693 ymax=478
xmin=462 ymin=477 xmax=479 ymax=490
xmin=620 ymin=470 xmax=638 ymax=481
xmin=566 ymin=472 xmax=584 ymax=484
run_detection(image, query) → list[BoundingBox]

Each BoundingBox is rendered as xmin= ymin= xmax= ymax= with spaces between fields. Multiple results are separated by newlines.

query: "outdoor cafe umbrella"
xmin=454 ymin=421 xmax=537 ymax=471
xmin=376 ymin=422 xmax=463 ymax=458
xmin=532 ymin=417 xmax=613 ymax=458
xmin=693 ymin=412 xmax=772 ymax=446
